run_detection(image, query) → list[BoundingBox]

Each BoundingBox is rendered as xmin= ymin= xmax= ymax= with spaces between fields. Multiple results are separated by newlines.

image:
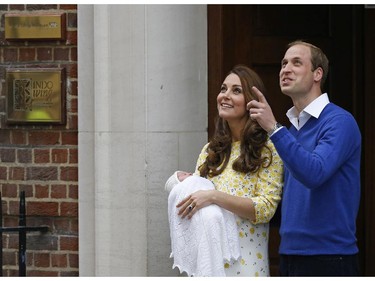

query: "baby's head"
xmin=164 ymin=171 xmax=193 ymax=192
xmin=176 ymin=171 xmax=193 ymax=182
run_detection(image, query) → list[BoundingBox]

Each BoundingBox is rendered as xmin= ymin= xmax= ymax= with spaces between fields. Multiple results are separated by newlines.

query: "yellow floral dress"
xmin=195 ymin=140 xmax=283 ymax=276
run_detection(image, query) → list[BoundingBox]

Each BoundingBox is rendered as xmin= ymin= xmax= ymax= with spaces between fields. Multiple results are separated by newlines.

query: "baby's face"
xmin=177 ymin=171 xmax=193 ymax=182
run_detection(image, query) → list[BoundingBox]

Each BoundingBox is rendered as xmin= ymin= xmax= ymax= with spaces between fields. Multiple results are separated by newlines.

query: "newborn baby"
xmin=165 ymin=171 xmax=241 ymax=277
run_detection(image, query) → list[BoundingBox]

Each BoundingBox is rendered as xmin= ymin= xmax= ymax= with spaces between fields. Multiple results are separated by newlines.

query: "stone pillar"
xmin=78 ymin=5 xmax=207 ymax=276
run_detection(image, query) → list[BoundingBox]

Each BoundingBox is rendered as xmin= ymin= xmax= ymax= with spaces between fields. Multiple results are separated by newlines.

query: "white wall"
xmin=78 ymin=5 xmax=207 ymax=276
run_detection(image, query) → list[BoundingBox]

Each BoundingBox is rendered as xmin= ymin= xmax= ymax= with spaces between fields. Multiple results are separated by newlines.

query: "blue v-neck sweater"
xmin=271 ymin=103 xmax=361 ymax=255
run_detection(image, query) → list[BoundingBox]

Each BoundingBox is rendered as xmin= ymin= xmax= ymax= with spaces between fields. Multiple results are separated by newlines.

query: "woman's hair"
xmin=199 ymin=65 xmax=272 ymax=178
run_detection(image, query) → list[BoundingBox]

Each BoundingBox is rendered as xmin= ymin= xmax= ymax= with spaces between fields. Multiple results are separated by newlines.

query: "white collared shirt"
xmin=286 ymin=93 xmax=330 ymax=130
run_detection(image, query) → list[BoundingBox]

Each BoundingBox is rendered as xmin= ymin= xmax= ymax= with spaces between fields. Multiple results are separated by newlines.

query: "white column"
xmin=78 ymin=4 xmax=207 ymax=276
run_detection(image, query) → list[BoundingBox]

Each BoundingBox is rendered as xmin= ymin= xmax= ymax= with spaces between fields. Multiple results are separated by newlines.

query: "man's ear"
xmin=314 ymin=67 xmax=323 ymax=82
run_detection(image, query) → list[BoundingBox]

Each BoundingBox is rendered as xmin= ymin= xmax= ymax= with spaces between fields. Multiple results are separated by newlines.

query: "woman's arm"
xmin=177 ymin=189 xmax=256 ymax=221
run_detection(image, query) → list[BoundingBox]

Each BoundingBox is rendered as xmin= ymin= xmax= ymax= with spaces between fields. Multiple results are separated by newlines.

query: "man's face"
xmin=279 ymin=44 xmax=316 ymax=97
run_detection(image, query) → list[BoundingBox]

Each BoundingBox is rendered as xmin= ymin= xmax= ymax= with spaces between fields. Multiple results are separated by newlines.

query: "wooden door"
xmin=208 ymin=4 xmax=369 ymax=276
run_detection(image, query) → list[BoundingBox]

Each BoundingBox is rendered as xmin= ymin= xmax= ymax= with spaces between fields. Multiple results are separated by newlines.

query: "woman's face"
xmin=217 ymin=73 xmax=248 ymax=125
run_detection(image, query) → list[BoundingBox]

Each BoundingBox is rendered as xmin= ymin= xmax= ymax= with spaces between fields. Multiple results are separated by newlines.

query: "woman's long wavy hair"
xmin=199 ymin=65 xmax=272 ymax=178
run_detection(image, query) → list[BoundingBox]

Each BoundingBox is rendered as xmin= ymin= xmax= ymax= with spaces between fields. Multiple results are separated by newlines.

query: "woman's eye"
xmin=220 ymin=86 xmax=226 ymax=93
xmin=234 ymin=88 xmax=242 ymax=94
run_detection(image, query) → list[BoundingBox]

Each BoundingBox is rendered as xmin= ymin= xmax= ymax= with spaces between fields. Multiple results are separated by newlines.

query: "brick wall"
xmin=0 ymin=4 xmax=78 ymax=276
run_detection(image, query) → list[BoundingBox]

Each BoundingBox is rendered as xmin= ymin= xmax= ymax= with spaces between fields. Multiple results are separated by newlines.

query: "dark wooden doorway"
xmin=208 ymin=4 xmax=375 ymax=276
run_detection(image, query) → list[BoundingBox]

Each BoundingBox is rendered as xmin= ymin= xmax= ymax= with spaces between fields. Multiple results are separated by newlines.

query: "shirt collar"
xmin=286 ymin=93 xmax=330 ymax=129
xmin=303 ymin=93 xmax=330 ymax=118
xmin=287 ymin=93 xmax=330 ymax=118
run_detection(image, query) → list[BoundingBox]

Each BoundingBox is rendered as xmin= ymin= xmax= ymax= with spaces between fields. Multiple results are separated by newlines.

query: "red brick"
xmin=19 ymin=47 xmax=36 ymax=62
xmin=4 ymin=217 xmax=17 ymax=228
xmin=61 ymin=271 xmax=79 ymax=277
xmin=69 ymin=253 xmax=78 ymax=268
xmin=68 ymin=184 xmax=78 ymax=199
xmin=26 ymin=252 xmax=33 ymax=266
xmin=54 ymin=48 xmax=69 ymax=61
xmin=9 ymin=201 xmax=21 ymax=216
xmin=20 ymin=184 xmax=33 ymax=197
xmin=51 ymin=253 xmax=67 ymax=267
xmin=0 ymin=115 xmax=6 ymax=128
xmin=27 ymin=270 xmax=58 ymax=277
xmin=60 ymin=166 xmax=78 ymax=182
xmin=34 ymin=252 xmax=50 ymax=267
xmin=0 ymin=97 xmax=5 ymax=112
xmin=54 ymin=218 xmax=70 ymax=232
xmin=66 ymin=30 xmax=77 ymax=45
xmin=60 ymin=236 xmax=78 ymax=251
xmin=52 ymin=149 xmax=68 ymax=163
xmin=60 ymin=4 xmax=77 ymax=10
xmin=60 ymin=202 xmax=77 ymax=217
xmin=27 ymin=167 xmax=58 ymax=181
xmin=0 ymin=148 xmax=15 ymax=162
xmin=8 ymin=234 xmax=19 ymax=249
xmin=70 ymin=218 xmax=78 ymax=233
xmin=27 ymin=201 xmax=59 ymax=216
xmin=67 ymin=115 xmax=78 ymax=130
xmin=61 ymin=132 xmax=77 ymax=145
xmin=3 ymin=250 xmax=17 ymax=265
xmin=70 ymin=47 xmax=77 ymax=62
xmin=51 ymin=184 xmax=67 ymax=199
xmin=29 ymin=131 xmax=60 ymax=145
xmin=0 ymin=166 xmax=7 ymax=180
xmin=11 ymin=131 xmax=27 ymax=145
xmin=17 ymin=149 xmax=32 ymax=163
xmin=27 ymin=4 xmax=57 ymax=11
xmin=37 ymin=47 xmax=53 ymax=61
xmin=8 ymin=269 xmax=19 ymax=277
xmin=1 ymin=183 xmax=17 ymax=197
xmin=68 ymin=97 xmax=78 ymax=113
xmin=34 ymin=149 xmax=50 ymax=163
xmin=69 ymin=149 xmax=77 ymax=164
xmin=0 ymin=129 xmax=11 ymax=144
xmin=9 ymin=167 xmax=25 ymax=180
xmin=63 ymin=63 xmax=77 ymax=79
xmin=69 ymin=81 xmax=77 ymax=96
xmin=35 ymin=184 xmax=49 ymax=199
xmin=9 ymin=4 xmax=25 ymax=11
xmin=3 ymin=48 xmax=18 ymax=62
xmin=60 ymin=202 xmax=78 ymax=217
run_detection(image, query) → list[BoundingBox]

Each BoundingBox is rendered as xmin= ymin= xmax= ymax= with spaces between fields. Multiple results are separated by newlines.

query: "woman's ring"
xmin=188 ymin=204 xmax=193 ymax=211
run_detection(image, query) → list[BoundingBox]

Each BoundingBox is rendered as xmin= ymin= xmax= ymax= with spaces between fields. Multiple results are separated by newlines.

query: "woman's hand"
xmin=176 ymin=190 xmax=214 ymax=219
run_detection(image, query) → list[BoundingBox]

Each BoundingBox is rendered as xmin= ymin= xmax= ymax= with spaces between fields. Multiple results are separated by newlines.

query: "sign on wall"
xmin=6 ymin=68 xmax=66 ymax=124
xmin=4 ymin=13 xmax=66 ymax=40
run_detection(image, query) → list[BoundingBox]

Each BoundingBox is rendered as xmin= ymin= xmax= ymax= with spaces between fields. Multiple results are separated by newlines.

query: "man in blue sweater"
xmin=247 ymin=40 xmax=361 ymax=276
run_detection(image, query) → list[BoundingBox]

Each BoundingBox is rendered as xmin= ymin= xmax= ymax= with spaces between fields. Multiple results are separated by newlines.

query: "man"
xmin=247 ymin=40 xmax=361 ymax=276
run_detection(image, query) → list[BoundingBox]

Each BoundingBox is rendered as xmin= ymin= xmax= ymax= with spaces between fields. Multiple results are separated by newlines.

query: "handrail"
xmin=0 ymin=191 xmax=49 ymax=276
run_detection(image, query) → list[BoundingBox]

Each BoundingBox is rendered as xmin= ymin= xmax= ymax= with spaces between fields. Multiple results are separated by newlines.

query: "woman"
xmin=177 ymin=65 xmax=283 ymax=276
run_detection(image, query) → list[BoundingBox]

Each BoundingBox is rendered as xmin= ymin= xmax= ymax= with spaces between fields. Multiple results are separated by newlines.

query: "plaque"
xmin=5 ymin=13 xmax=66 ymax=40
xmin=6 ymin=68 xmax=65 ymax=124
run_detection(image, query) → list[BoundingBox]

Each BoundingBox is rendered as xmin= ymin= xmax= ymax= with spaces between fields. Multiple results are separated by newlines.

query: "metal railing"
xmin=0 ymin=191 xmax=49 ymax=276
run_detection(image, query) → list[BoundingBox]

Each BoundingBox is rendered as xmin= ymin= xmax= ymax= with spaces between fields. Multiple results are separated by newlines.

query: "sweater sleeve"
xmin=270 ymin=112 xmax=361 ymax=189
